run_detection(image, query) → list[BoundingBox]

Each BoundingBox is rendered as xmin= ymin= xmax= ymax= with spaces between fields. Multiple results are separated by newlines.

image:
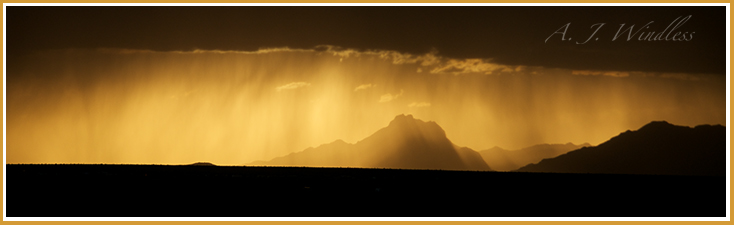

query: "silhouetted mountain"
xmin=517 ymin=121 xmax=725 ymax=176
xmin=251 ymin=139 xmax=357 ymax=167
xmin=189 ymin=162 xmax=216 ymax=166
xmin=249 ymin=114 xmax=491 ymax=171
xmin=479 ymin=143 xmax=591 ymax=171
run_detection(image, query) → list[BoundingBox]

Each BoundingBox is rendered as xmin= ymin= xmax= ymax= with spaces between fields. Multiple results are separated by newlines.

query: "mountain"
xmin=249 ymin=114 xmax=491 ymax=171
xmin=479 ymin=143 xmax=591 ymax=171
xmin=516 ymin=121 xmax=725 ymax=176
xmin=189 ymin=162 xmax=216 ymax=166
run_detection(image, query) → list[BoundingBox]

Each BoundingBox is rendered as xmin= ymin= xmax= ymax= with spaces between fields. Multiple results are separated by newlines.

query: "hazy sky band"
xmin=6 ymin=48 xmax=725 ymax=164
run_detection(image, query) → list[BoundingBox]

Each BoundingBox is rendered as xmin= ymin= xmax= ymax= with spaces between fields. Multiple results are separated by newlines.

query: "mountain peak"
xmin=638 ymin=120 xmax=675 ymax=131
xmin=487 ymin=146 xmax=506 ymax=151
xmin=388 ymin=114 xmax=416 ymax=126
xmin=330 ymin=139 xmax=348 ymax=145
xmin=313 ymin=139 xmax=350 ymax=149
xmin=250 ymin=114 xmax=491 ymax=171
xmin=386 ymin=114 xmax=446 ymax=138
xmin=189 ymin=162 xmax=216 ymax=166
xmin=395 ymin=114 xmax=414 ymax=120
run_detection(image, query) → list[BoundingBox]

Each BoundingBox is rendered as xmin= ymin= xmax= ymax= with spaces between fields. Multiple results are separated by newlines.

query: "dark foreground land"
xmin=7 ymin=164 xmax=726 ymax=217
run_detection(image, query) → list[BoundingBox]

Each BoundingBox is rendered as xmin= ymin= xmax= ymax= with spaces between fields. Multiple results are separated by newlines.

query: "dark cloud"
xmin=7 ymin=6 xmax=725 ymax=74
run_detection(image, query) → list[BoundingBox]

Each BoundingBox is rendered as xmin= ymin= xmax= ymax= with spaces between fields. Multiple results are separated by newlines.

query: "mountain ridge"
xmin=516 ymin=121 xmax=725 ymax=176
xmin=479 ymin=142 xmax=591 ymax=171
xmin=249 ymin=114 xmax=491 ymax=171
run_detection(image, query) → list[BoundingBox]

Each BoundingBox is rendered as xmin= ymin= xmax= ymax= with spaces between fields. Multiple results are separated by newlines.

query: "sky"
xmin=7 ymin=6 xmax=725 ymax=74
xmin=5 ymin=6 xmax=727 ymax=165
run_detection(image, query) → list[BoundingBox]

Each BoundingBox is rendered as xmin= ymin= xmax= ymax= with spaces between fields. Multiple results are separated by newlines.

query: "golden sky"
xmin=6 ymin=47 xmax=725 ymax=165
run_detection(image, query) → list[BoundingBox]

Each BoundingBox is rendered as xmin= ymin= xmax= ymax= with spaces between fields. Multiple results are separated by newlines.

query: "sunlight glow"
xmin=5 ymin=47 xmax=725 ymax=165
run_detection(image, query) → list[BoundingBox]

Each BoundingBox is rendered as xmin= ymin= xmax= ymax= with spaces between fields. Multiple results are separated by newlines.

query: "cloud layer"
xmin=379 ymin=90 xmax=404 ymax=103
xmin=276 ymin=82 xmax=311 ymax=91
xmin=354 ymin=84 xmax=373 ymax=92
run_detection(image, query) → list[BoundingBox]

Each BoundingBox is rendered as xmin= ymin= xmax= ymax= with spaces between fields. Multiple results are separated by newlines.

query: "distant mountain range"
xmin=479 ymin=143 xmax=591 ymax=171
xmin=251 ymin=115 xmax=725 ymax=176
xmin=517 ymin=121 xmax=725 ymax=176
xmin=249 ymin=114 xmax=491 ymax=171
